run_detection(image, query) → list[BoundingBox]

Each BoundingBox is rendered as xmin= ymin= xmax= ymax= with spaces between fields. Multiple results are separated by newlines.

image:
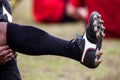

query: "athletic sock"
xmin=7 ymin=23 xmax=82 ymax=62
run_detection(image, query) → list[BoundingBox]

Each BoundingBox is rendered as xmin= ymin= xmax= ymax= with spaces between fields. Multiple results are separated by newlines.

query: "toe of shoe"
xmin=81 ymin=49 xmax=99 ymax=69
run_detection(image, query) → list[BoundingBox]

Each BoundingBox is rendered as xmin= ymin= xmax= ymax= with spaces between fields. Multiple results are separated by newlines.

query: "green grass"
xmin=13 ymin=0 xmax=120 ymax=80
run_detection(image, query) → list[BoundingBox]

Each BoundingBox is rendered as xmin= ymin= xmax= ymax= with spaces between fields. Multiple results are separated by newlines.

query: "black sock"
xmin=7 ymin=23 xmax=82 ymax=62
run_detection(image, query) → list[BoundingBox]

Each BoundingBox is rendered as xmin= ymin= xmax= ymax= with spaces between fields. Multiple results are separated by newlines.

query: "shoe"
xmin=0 ymin=0 xmax=12 ymax=22
xmin=75 ymin=11 xmax=105 ymax=68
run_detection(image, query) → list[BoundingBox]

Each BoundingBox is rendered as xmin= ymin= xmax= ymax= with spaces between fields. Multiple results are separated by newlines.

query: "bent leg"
xmin=0 ymin=12 xmax=105 ymax=68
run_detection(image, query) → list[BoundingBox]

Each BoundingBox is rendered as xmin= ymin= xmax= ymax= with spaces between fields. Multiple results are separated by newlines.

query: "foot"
xmin=76 ymin=11 xmax=105 ymax=68
xmin=0 ymin=0 xmax=12 ymax=22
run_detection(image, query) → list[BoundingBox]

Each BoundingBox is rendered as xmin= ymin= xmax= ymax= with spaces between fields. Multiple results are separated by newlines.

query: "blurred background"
xmin=11 ymin=0 xmax=120 ymax=80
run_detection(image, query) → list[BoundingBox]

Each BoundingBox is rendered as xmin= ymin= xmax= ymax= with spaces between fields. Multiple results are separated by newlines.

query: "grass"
xmin=13 ymin=0 xmax=120 ymax=80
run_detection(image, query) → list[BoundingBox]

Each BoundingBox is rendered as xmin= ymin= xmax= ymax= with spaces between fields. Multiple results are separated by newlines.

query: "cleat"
xmin=101 ymin=25 xmax=105 ymax=30
xmin=71 ymin=11 xmax=105 ymax=68
xmin=93 ymin=15 xmax=97 ymax=20
xmin=95 ymin=58 xmax=99 ymax=65
xmin=102 ymin=32 xmax=105 ymax=37
xmin=93 ymin=20 xmax=97 ymax=26
xmin=98 ymin=14 xmax=102 ymax=18
xmin=100 ymin=20 xmax=104 ymax=24
xmin=94 ymin=26 xmax=98 ymax=32
xmin=99 ymin=50 xmax=103 ymax=55
xmin=96 ymin=49 xmax=101 ymax=60
xmin=95 ymin=58 xmax=102 ymax=65
xmin=99 ymin=59 xmax=102 ymax=63
xmin=96 ymin=32 xmax=100 ymax=38
xmin=95 ymin=49 xmax=100 ymax=56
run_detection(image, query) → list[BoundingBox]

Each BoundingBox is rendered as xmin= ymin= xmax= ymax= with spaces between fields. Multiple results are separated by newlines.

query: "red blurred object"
xmin=32 ymin=0 xmax=65 ymax=22
xmin=33 ymin=0 xmax=120 ymax=38
xmin=70 ymin=0 xmax=120 ymax=38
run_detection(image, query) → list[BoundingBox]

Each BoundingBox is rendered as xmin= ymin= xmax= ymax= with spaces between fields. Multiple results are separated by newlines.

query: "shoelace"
xmin=66 ymin=36 xmax=83 ymax=50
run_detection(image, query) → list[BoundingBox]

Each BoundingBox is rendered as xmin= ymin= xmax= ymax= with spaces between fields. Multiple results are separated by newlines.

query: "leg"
xmin=0 ymin=12 xmax=105 ymax=68
xmin=7 ymin=23 xmax=81 ymax=61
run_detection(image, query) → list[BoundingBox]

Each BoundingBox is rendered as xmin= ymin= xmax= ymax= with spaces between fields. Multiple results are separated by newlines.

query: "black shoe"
xmin=75 ymin=11 xmax=105 ymax=68
xmin=0 ymin=0 xmax=12 ymax=22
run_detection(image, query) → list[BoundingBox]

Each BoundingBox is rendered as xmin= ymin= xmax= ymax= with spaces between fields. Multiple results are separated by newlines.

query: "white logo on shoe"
xmin=3 ymin=5 xmax=12 ymax=22
xmin=81 ymin=32 xmax=96 ymax=63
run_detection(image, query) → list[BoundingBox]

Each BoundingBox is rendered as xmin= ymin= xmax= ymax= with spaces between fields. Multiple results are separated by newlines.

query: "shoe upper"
xmin=0 ymin=0 xmax=12 ymax=22
xmin=74 ymin=33 xmax=97 ymax=68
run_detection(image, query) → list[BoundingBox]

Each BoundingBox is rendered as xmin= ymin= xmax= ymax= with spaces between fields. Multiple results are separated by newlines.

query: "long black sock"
xmin=7 ymin=23 xmax=82 ymax=62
